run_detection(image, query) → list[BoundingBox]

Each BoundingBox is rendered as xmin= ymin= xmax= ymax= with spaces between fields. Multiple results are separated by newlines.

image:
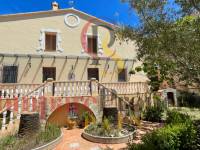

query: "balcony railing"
xmin=0 ymin=83 xmax=41 ymax=99
xmin=53 ymin=81 xmax=91 ymax=97
xmin=0 ymin=80 xmax=149 ymax=99
xmin=102 ymin=82 xmax=148 ymax=94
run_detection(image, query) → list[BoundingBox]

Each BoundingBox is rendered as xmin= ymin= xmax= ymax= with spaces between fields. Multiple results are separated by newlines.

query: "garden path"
xmin=54 ymin=121 xmax=163 ymax=150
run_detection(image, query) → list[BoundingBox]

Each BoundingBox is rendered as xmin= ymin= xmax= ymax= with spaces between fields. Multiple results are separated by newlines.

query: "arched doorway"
xmin=47 ymin=103 xmax=95 ymax=128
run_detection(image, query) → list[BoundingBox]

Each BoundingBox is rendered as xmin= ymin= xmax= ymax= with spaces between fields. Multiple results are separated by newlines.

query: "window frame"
xmin=87 ymin=68 xmax=99 ymax=81
xmin=87 ymin=35 xmax=98 ymax=55
xmin=42 ymin=67 xmax=56 ymax=83
xmin=2 ymin=65 xmax=18 ymax=83
xmin=37 ymin=29 xmax=63 ymax=53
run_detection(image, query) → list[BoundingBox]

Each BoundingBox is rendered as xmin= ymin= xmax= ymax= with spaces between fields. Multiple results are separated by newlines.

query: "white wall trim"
xmin=84 ymin=33 xmax=103 ymax=56
xmin=37 ymin=28 xmax=64 ymax=53
xmin=64 ymin=13 xmax=80 ymax=28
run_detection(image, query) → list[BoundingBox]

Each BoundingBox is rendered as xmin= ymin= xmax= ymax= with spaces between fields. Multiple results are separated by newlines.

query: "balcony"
xmin=0 ymin=80 xmax=148 ymax=99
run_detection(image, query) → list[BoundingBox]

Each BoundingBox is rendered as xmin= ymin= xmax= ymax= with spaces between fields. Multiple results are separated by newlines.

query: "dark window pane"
xmin=43 ymin=67 xmax=56 ymax=82
xmin=87 ymin=36 xmax=97 ymax=54
xmin=3 ymin=66 xmax=18 ymax=83
xmin=87 ymin=68 xmax=99 ymax=81
xmin=45 ymin=33 xmax=57 ymax=51
xmin=118 ymin=69 xmax=126 ymax=82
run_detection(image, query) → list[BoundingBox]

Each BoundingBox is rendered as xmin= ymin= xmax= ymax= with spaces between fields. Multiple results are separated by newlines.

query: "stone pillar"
xmin=17 ymin=96 xmax=22 ymax=119
xmin=90 ymin=78 xmax=98 ymax=96
xmin=2 ymin=110 xmax=7 ymax=130
xmin=9 ymin=106 xmax=14 ymax=124
xmin=44 ymin=78 xmax=54 ymax=97
xmin=44 ymin=78 xmax=54 ymax=119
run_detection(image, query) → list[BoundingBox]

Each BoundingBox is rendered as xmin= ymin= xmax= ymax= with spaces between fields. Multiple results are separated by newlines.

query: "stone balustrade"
xmin=0 ymin=79 xmax=150 ymax=138
xmin=0 ymin=80 xmax=149 ymax=118
xmin=102 ymin=82 xmax=148 ymax=95
xmin=53 ymin=81 xmax=91 ymax=97
xmin=0 ymin=81 xmax=148 ymax=99
xmin=1 ymin=106 xmax=15 ymax=131
xmin=0 ymin=83 xmax=41 ymax=99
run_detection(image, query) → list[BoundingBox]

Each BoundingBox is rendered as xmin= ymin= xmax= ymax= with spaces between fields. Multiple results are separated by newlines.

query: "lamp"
xmin=90 ymin=58 xmax=101 ymax=65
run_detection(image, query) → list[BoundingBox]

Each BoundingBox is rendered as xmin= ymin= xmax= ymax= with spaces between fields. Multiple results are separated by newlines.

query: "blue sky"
xmin=0 ymin=0 xmax=139 ymax=26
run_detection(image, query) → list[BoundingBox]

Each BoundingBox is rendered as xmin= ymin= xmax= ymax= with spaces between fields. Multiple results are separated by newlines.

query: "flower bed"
xmin=0 ymin=124 xmax=61 ymax=150
xmin=82 ymin=123 xmax=135 ymax=144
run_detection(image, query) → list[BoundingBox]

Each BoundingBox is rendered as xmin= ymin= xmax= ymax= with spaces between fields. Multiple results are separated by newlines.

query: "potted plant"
xmin=68 ymin=119 xmax=76 ymax=129
xmin=78 ymin=111 xmax=94 ymax=128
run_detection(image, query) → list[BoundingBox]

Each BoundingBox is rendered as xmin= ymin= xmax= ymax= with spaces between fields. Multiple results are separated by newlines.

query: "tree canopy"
xmin=118 ymin=0 xmax=200 ymax=91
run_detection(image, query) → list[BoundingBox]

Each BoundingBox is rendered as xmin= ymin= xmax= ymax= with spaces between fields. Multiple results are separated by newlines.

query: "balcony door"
xmin=43 ymin=67 xmax=56 ymax=82
xmin=87 ymin=68 xmax=99 ymax=81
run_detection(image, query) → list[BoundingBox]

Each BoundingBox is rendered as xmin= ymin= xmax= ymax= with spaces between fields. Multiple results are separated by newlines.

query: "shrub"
xmin=102 ymin=117 xmax=111 ymax=135
xmin=78 ymin=111 xmax=95 ymax=128
xmin=166 ymin=110 xmax=191 ymax=124
xmin=118 ymin=113 xmax=123 ymax=130
xmin=129 ymin=109 xmax=197 ymax=150
xmin=193 ymin=120 xmax=200 ymax=149
xmin=0 ymin=136 xmax=17 ymax=150
xmin=143 ymin=106 xmax=164 ymax=122
xmin=143 ymin=96 xmax=165 ymax=122
xmin=36 ymin=124 xmax=61 ymax=143
xmin=178 ymin=91 xmax=200 ymax=108
xmin=128 ymin=123 xmax=197 ymax=150
xmin=0 ymin=124 xmax=61 ymax=150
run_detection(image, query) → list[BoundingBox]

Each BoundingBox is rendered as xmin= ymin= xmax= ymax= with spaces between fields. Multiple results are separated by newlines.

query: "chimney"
xmin=52 ymin=1 xmax=59 ymax=11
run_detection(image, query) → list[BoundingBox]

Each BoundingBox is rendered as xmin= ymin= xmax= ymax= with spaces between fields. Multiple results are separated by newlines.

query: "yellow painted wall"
xmin=47 ymin=103 xmax=94 ymax=127
xmin=0 ymin=9 xmax=137 ymax=58
xmin=0 ymin=9 xmax=143 ymax=84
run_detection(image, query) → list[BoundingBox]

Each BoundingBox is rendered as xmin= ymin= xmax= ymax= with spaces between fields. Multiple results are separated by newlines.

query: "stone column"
xmin=90 ymin=78 xmax=98 ymax=96
xmin=44 ymin=78 xmax=54 ymax=97
xmin=2 ymin=110 xmax=7 ymax=130
xmin=9 ymin=106 xmax=14 ymax=124
xmin=44 ymin=78 xmax=54 ymax=119
xmin=17 ymin=96 xmax=22 ymax=119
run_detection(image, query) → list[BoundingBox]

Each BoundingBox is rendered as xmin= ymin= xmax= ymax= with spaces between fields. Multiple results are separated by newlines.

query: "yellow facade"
xmin=0 ymin=8 xmax=141 ymax=84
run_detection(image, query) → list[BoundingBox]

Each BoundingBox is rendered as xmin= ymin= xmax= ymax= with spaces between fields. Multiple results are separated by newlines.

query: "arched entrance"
xmin=47 ymin=103 xmax=95 ymax=127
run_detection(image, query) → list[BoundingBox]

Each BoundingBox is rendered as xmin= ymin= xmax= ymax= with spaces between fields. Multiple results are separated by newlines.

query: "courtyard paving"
xmin=54 ymin=121 xmax=163 ymax=150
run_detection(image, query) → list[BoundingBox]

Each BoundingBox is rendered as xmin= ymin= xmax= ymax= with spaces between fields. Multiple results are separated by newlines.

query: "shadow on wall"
xmin=47 ymin=103 xmax=95 ymax=127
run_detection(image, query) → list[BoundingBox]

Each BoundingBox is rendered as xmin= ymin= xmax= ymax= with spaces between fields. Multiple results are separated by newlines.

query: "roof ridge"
xmin=0 ymin=7 xmax=118 ymax=28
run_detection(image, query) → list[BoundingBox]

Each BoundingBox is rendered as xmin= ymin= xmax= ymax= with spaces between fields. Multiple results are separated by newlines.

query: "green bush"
xmin=128 ymin=123 xmax=197 ymax=150
xmin=193 ymin=120 xmax=200 ymax=149
xmin=166 ymin=110 xmax=191 ymax=124
xmin=143 ymin=97 xmax=165 ymax=122
xmin=36 ymin=124 xmax=61 ymax=144
xmin=143 ymin=106 xmax=164 ymax=122
xmin=0 ymin=136 xmax=17 ymax=150
xmin=0 ymin=124 xmax=61 ymax=150
xmin=178 ymin=91 xmax=200 ymax=108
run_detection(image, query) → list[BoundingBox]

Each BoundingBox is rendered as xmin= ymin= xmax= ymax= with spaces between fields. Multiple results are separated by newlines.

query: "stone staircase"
xmin=0 ymin=79 xmax=149 ymax=138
